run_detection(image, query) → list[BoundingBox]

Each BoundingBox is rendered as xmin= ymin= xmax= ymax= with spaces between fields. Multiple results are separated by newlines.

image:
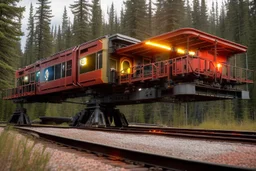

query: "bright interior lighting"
xmin=80 ymin=57 xmax=87 ymax=66
xmin=138 ymin=88 xmax=142 ymax=91
xmin=145 ymin=41 xmax=171 ymax=51
xmin=24 ymin=76 xmax=28 ymax=82
xmin=189 ymin=51 xmax=195 ymax=56
xmin=127 ymin=68 xmax=131 ymax=74
xmin=36 ymin=71 xmax=40 ymax=77
xmin=44 ymin=69 xmax=49 ymax=81
xmin=177 ymin=48 xmax=185 ymax=54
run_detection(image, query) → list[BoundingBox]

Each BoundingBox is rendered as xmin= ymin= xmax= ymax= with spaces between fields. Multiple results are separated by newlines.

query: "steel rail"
xmin=77 ymin=126 xmax=256 ymax=144
xmin=16 ymin=127 xmax=254 ymax=171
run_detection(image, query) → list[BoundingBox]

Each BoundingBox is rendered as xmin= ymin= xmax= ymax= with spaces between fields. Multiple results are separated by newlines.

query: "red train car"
xmin=2 ymin=28 xmax=253 ymax=103
xmin=3 ymin=34 xmax=140 ymax=102
xmin=2 ymin=28 xmax=254 ymax=126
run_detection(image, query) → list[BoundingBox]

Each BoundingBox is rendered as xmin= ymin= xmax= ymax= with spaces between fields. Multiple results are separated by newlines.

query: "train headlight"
xmin=80 ymin=57 xmax=87 ymax=66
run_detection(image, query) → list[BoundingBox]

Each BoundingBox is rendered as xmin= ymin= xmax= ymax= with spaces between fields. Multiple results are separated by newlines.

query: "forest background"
xmin=0 ymin=0 xmax=256 ymax=130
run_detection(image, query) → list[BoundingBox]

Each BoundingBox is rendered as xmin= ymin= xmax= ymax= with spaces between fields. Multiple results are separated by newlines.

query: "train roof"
xmin=17 ymin=34 xmax=139 ymax=72
xmin=116 ymin=28 xmax=247 ymax=57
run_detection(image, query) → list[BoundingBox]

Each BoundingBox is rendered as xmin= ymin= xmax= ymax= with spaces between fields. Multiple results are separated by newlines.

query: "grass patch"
xmin=183 ymin=120 xmax=256 ymax=131
xmin=0 ymin=127 xmax=51 ymax=171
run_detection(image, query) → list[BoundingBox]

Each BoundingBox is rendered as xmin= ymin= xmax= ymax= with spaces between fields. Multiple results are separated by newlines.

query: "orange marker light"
xmin=145 ymin=41 xmax=171 ymax=51
xmin=189 ymin=51 xmax=195 ymax=56
xmin=217 ymin=63 xmax=222 ymax=68
xmin=177 ymin=48 xmax=186 ymax=54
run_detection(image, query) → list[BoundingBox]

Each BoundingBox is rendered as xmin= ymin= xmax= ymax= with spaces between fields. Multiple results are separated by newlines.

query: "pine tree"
xmin=123 ymin=0 xmax=149 ymax=40
xmin=154 ymin=0 xmax=165 ymax=35
xmin=114 ymin=12 xmax=120 ymax=34
xmin=218 ymin=1 xmax=226 ymax=38
xmin=66 ymin=21 xmax=72 ymax=48
xmin=70 ymin=0 xmax=91 ymax=45
xmin=120 ymin=7 xmax=125 ymax=34
xmin=147 ymin=0 xmax=152 ymax=36
xmin=0 ymin=0 xmax=24 ymax=89
xmin=34 ymin=0 xmax=53 ymax=59
xmin=91 ymin=0 xmax=102 ymax=39
xmin=108 ymin=3 xmax=115 ymax=34
xmin=184 ymin=0 xmax=192 ymax=27
xmin=162 ymin=0 xmax=185 ymax=32
xmin=209 ymin=1 xmax=216 ymax=34
xmin=23 ymin=3 xmax=35 ymax=66
xmin=56 ymin=25 xmax=62 ymax=52
xmin=192 ymin=0 xmax=200 ymax=29
xmin=62 ymin=6 xmax=69 ymax=49
xmin=200 ymin=0 xmax=208 ymax=32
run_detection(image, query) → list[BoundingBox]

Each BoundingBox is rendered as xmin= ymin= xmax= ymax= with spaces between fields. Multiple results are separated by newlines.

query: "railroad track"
xmin=15 ymin=126 xmax=254 ymax=171
xmin=2 ymin=123 xmax=256 ymax=143
xmin=78 ymin=125 xmax=256 ymax=144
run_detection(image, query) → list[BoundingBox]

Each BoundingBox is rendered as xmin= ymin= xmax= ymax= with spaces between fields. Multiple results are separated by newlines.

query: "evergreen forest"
xmin=0 ymin=0 xmax=256 ymax=130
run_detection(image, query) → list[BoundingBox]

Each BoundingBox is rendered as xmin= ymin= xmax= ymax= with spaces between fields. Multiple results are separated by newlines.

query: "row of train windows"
xmin=17 ymin=51 xmax=102 ymax=86
xmin=17 ymin=60 xmax=72 ymax=86
xmin=43 ymin=60 xmax=72 ymax=82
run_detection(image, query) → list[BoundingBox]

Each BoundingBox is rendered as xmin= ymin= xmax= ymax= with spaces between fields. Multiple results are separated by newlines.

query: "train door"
xmin=120 ymin=58 xmax=132 ymax=74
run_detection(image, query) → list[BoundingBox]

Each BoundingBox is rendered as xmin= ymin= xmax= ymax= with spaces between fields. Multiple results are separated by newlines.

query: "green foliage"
xmin=0 ymin=128 xmax=50 ymax=171
xmin=91 ymin=0 xmax=102 ymax=39
xmin=23 ymin=3 xmax=35 ymax=66
xmin=70 ymin=0 xmax=91 ymax=45
xmin=0 ymin=0 xmax=24 ymax=89
xmin=123 ymin=0 xmax=149 ymax=40
xmin=34 ymin=0 xmax=53 ymax=60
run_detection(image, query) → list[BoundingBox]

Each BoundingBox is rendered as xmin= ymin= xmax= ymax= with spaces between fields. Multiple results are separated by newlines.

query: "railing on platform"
xmin=2 ymin=83 xmax=36 ymax=100
xmin=119 ymin=55 xmax=254 ymax=85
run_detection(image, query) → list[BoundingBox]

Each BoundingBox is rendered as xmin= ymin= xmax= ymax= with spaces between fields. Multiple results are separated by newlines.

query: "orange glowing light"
xmin=217 ymin=63 xmax=222 ymax=68
xmin=177 ymin=48 xmax=186 ymax=54
xmin=145 ymin=41 xmax=171 ymax=51
xmin=189 ymin=51 xmax=196 ymax=56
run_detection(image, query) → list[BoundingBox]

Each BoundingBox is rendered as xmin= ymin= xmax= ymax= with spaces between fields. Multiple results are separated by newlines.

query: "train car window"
xmin=110 ymin=58 xmax=117 ymax=70
xmin=17 ymin=78 xmax=22 ymax=87
xmin=97 ymin=51 xmax=102 ymax=69
xmin=61 ymin=62 xmax=66 ymax=78
xmin=80 ymin=53 xmax=96 ymax=74
xmin=66 ymin=60 xmax=72 ymax=76
xmin=55 ymin=64 xmax=61 ymax=79
xmin=36 ymin=71 xmax=40 ymax=82
xmin=44 ymin=66 xmax=54 ymax=81
xmin=30 ymin=73 xmax=35 ymax=82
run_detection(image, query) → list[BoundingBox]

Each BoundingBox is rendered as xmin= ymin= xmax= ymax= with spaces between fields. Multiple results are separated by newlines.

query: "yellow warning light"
xmin=189 ymin=51 xmax=196 ymax=56
xmin=80 ymin=57 xmax=87 ymax=66
xmin=177 ymin=48 xmax=186 ymax=54
xmin=145 ymin=41 xmax=171 ymax=51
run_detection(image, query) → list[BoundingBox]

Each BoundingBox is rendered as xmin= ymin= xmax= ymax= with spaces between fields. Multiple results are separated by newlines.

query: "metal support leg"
xmin=8 ymin=104 xmax=31 ymax=125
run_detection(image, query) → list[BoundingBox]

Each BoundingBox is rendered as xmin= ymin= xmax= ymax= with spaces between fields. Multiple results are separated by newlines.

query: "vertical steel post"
xmin=214 ymin=41 xmax=217 ymax=82
xmin=246 ymin=53 xmax=248 ymax=91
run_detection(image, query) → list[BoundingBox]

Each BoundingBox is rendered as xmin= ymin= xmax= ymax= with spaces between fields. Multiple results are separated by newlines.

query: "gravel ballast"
xmin=21 ymin=127 xmax=256 ymax=168
xmin=0 ymin=127 xmax=128 ymax=171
